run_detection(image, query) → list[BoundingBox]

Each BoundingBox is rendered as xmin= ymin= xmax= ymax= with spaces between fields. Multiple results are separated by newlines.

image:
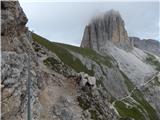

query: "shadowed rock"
xmin=130 ymin=37 xmax=160 ymax=57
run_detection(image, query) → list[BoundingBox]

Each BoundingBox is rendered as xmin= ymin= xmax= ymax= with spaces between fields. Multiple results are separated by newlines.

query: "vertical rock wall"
xmin=1 ymin=1 xmax=41 ymax=120
xmin=81 ymin=10 xmax=132 ymax=51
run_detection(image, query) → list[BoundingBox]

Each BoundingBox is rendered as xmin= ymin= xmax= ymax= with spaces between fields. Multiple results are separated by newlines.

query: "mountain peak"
xmin=81 ymin=9 xmax=132 ymax=51
xmin=104 ymin=9 xmax=121 ymax=16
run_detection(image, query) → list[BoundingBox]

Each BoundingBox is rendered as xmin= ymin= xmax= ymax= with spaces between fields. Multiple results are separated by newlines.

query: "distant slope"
xmin=130 ymin=37 xmax=160 ymax=57
xmin=32 ymin=32 xmax=113 ymax=76
xmin=32 ymin=32 xmax=160 ymax=120
xmin=2 ymin=1 xmax=160 ymax=120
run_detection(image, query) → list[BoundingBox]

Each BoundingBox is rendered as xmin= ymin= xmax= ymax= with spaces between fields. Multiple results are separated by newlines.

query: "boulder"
xmin=78 ymin=72 xmax=96 ymax=88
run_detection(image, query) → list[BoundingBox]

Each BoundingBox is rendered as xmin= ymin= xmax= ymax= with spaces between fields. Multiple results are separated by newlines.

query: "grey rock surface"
xmin=81 ymin=9 xmax=133 ymax=51
xmin=130 ymin=37 xmax=160 ymax=57
xmin=2 ymin=1 xmax=160 ymax=120
xmin=1 ymin=52 xmax=41 ymax=120
xmin=140 ymin=72 xmax=160 ymax=118
xmin=1 ymin=1 xmax=41 ymax=120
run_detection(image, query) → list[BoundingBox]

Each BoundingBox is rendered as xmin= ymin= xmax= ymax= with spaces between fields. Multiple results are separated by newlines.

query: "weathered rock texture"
xmin=80 ymin=8 xmax=160 ymax=120
xmin=81 ymin=10 xmax=132 ymax=51
xmin=1 ymin=1 xmax=28 ymax=52
xmin=130 ymin=37 xmax=160 ymax=57
xmin=1 ymin=1 xmax=41 ymax=120
xmin=1 ymin=1 xmax=118 ymax=120
xmin=2 ymin=1 xmax=160 ymax=120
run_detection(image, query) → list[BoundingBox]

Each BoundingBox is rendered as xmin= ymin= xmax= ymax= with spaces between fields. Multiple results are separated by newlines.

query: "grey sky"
xmin=19 ymin=1 xmax=159 ymax=46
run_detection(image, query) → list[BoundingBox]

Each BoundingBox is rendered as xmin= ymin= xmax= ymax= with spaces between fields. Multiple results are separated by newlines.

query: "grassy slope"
xmin=32 ymin=32 xmax=158 ymax=120
xmin=32 ymin=33 xmax=114 ymax=76
xmin=146 ymin=53 xmax=160 ymax=71
xmin=32 ymin=33 xmax=95 ymax=75
xmin=114 ymin=79 xmax=159 ymax=120
xmin=57 ymin=43 xmax=113 ymax=67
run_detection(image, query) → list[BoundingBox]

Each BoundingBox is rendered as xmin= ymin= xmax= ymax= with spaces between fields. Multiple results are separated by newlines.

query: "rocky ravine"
xmin=1 ymin=1 xmax=160 ymax=120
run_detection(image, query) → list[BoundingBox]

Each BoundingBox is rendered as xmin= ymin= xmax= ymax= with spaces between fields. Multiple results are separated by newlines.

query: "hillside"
xmin=1 ymin=1 xmax=160 ymax=120
xmin=32 ymin=32 xmax=160 ymax=120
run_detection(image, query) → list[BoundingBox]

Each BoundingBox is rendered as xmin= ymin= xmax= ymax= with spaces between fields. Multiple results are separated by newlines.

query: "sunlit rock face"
xmin=81 ymin=9 xmax=132 ymax=51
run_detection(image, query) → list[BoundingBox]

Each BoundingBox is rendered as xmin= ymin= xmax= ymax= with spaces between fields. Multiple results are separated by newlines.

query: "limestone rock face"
xmin=1 ymin=1 xmax=41 ymax=120
xmin=130 ymin=37 xmax=160 ymax=57
xmin=2 ymin=1 xmax=160 ymax=120
xmin=81 ymin=10 xmax=132 ymax=51
xmin=1 ymin=1 xmax=28 ymax=52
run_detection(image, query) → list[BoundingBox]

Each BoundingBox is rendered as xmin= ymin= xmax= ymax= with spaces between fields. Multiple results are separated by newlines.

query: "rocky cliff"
xmin=1 ymin=1 xmax=160 ymax=120
xmin=81 ymin=10 xmax=132 ymax=51
xmin=1 ymin=2 xmax=118 ymax=120
xmin=1 ymin=1 xmax=41 ymax=120
xmin=130 ymin=37 xmax=160 ymax=57
xmin=80 ymin=9 xmax=160 ymax=120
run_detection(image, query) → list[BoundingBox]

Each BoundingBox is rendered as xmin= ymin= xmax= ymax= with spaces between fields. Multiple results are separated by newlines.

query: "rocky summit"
xmin=1 ymin=1 xmax=160 ymax=120
xmin=81 ymin=9 xmax=132 ymax=51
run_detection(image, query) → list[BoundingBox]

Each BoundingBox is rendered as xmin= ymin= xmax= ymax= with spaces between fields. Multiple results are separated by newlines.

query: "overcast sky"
xmin=19 ymin=0 xmax=159 ymax=46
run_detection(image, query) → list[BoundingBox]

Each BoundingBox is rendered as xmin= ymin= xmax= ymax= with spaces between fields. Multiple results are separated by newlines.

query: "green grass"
xmin=131 ymin=89 xmax=159 ymax=120
xmin=120 ymin=70 xmax=135 ymax=92
xmin=153 ymin=76 xmax=160 ymax=86
xmin=114 ymin=100 xmax=146 ymax=120
xmin=32 ymin=32 xmax=114 ymax=75
xmin=114 ymin=88 xmax=159 ymax=120
xmin=56 ymin=42 xmax=113 ymax=68
xmin=32 ymin=33 xmax=94 ymax=76
xmin=43 ymin=57 xmax=65 ymax=74
xmin=146 ymin=53 xmax=160 ymax=71
xmin=32 ymin=33 xmax=159 ymax=120
xmin=77 ymin=96 xmax=91 ymax=110
xmin=114 ymin=70 xmax=158 ymax=120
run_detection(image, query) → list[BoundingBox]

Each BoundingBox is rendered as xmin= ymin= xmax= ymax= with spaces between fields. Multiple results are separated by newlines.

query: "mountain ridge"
xmin=1 ymin=1 xmax=160 ymax=120
xmin=81 ymin=9 xmax=132 ymax=51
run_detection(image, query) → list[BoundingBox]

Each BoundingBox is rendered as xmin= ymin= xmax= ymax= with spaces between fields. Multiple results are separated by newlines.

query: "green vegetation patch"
xmin=131 ymin=89 xmax=159 ymax=120
xmin=77 ymin=96 xmax=91 ymax=110
xmin=114 ymin=100 xmax=145 ymax=120
xmin=146 ymin=53 xmax=160 ymax=71
xmin=32 ymin=33 xmax=94 ymax=76
xmin=89 ymin=109 xmax=102 ymax=120
xmin=120 ymin=70 xmax=135 ymax=92
xmin=96 ymin=76 xmax=116 ymax=103
xmin=114 ymin=88 xmax=159 ymax=120
xmin=43 ymin=57 xmax=61 ymax=72
xmin=153 ymin=76 xmax=160 ymax=86
xmin=57 ymin=43 xmax=113 ymax=68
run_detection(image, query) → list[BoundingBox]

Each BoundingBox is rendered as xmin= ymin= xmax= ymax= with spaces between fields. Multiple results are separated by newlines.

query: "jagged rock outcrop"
xmin=81 ymin=9 xmax=132 ymax=51
xmin=78 ymin=72 xmax=96 ymax=88
xmin=80 ymin=9 xmax=157 ymax=87
xmin=1 ymin=2 xmax=118 ymax=120
xmin=130 ymin=37 xmax=160 ymax=57
xmin=1 ymin=1 xmax=41 ymax=120
xmin=2 ymin=1 xmax=160 ymax=120
xmin=80 ymin=8 xmax=160 ymax=120
xmin=1 ymin=1 xmax=28 ymax=52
